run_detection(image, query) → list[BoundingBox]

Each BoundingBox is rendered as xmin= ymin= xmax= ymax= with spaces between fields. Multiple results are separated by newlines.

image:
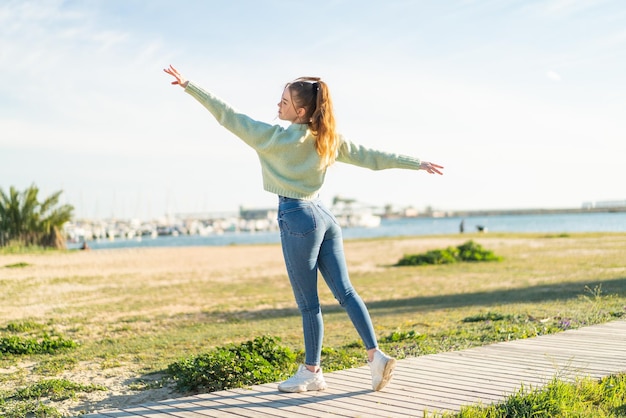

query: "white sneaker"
xmin=368 ymin=350 xmax=396 ymax=391
xmin=278 ymin=364 xmax=327 ymax=393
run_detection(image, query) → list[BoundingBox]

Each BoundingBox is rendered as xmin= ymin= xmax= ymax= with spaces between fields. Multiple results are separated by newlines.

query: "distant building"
xmin=582 ymin=200 xmax=626 ymax=209
xmin=402 ymin=207 xmax=419 ymax=217
xmin=596 ymin=200 xmax=626 ymax=208
xmin=239 ymin=207 xmax=277 ymax=221
xmin=239 ymin=206 xmax=278 ymax=232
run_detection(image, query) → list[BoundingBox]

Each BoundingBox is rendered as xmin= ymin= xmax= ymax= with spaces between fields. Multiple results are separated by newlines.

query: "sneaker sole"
xmin=278 ymin=381 xmax=327 ymax=393
xmin=373 ymin=358 xmax=396 ymax=391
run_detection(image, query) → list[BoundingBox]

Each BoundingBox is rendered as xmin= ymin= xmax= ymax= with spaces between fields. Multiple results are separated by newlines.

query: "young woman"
xmin=164 ymin=65 xmax=444 ymax=393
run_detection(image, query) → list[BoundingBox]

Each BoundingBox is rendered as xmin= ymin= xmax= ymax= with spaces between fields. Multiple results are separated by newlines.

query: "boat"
xmin=331 ymin=196 xmax=381 ymax=228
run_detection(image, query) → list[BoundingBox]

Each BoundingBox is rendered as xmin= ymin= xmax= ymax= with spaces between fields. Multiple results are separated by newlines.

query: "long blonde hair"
xmin=287 ymin=77 xmax=338 ymax=168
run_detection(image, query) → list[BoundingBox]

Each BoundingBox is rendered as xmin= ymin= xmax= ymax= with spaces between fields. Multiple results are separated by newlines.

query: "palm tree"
xmin=0 ymin=184 xmax=74 ymax=248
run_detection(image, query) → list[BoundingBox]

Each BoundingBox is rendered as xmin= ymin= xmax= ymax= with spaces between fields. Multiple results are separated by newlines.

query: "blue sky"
xmin=1 ymin=0 xmax=625 ymax=220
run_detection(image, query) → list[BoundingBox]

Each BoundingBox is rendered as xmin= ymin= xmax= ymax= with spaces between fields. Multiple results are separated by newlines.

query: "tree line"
xmin=0 ymin=184 xmax=74 ymax=249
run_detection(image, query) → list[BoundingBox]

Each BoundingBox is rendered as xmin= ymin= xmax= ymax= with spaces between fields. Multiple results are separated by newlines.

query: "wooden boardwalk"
xmin=90 ymin=320 xmax=626 ymax=417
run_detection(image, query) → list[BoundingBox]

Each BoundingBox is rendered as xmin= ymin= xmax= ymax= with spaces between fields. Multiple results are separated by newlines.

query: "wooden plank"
xmin=482 ymin=339 xmax=625 ymax=354
xmin=187 ymin=393 xmax=298 ymax=418
xmin=328 ymin=367 xmax=500 ymax=413
xmin=393 ymin=364 xmax=516 ymax=394
xmin=221 ymin=387 xmax=329 ymax=418
xmin=97 ymin=406 xmax=179 ymax=417
xmin=461 ymin=346 xmax=626 ymax=374
xmin=521 ymin=334 xmax=626 ymax=346
xmin=435 ymin=355 xmax=589 ymax=382
xmin=189 ymin=390 xmax=345 ymax=418
xmin=477 ymin=347 xmax=626 ymax=371
xmin=565 ymin=322 xmax=626 ymax=332
xmin=310 ymin=390 xmax=421 ymax=417
xmin=392 ymin=365 xmax=524 ymax=397
xmin=323 ymin=369 xmax=455 ymax=414
xmin=418 ymin=354 xmax=558 ymax=382
xmin=503 ymin=338 xmax=626 ymax=352
xmin=401 ymin=356 xmax=550 ymax=385
xmin=410 ymin=363 xmax=560 ymax=392
xmin=508 ymin=343 xmax=626 ymax=356
xmin=236 ymin=384 xmax=402 ymax=418
xmin=146 ymin=399 xmax=251 ymax=418
xmin=141 ymin=402 xmax=227 ymax=418
xmin=452 ymin=349 xmax=606 ymax=371
xmin=172 ymin=392 xmax=274 ymax=418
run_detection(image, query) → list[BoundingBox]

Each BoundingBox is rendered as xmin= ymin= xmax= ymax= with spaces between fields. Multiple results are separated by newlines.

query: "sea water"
xmin=74 ymin=212 xmax=626 ymax=250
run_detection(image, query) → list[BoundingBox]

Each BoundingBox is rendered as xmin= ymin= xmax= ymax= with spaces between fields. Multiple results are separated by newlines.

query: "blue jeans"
xmin=277 ymin=196 xmax=378 ymax=366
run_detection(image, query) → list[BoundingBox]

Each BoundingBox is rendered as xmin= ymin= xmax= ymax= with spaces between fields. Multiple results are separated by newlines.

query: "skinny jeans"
xmin=277 ymin=196 xmax=378 ymax=366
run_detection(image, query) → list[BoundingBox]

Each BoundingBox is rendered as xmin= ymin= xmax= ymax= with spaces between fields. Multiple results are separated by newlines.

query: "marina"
xmin=65 ymin=210 xmax=626 ymax=250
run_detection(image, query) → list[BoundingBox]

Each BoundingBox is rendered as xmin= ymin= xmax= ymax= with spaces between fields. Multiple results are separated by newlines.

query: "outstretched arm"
xmin=420 ymin=161 xmax=444 ymax=175
xmin=163 ymin=65 xmax=189 ymax=88
xmin=337 ymin=139 xmax=444 ymax=174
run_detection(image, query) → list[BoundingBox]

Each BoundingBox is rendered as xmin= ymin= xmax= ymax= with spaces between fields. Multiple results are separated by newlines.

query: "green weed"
xmin=380 ymin=329 xmax=426 ymax=343
xmin=0 ymin=245 xmax=55 ymax=254
xmin=3 ymin=262 xmax=30 ymax=269
xmin=5 ymin=321 xmax=45 ymax=333
xmin=0 ymin=399 xmax=61 ymax=418
xmin=462 ymin=312 xmax=513 ymax=323
xmin=1 ymin=321 xmax=79 ymax=357
xmin=13 ymin=378 xmax=106 ymax=401
xmin=33 ymin=357 xmax=78 ymax=375
xmin=0 ymin=334 xmax=78 ymax=355
xmin=0 ymin=378 xmax=106 ymax=418
xmin=449 ymin=373 xmax=626 ymax=417
xmin=127 ymin=375 xmax=169 ymax=391
xmin=318 ymin=346 xmax=364 ymax=371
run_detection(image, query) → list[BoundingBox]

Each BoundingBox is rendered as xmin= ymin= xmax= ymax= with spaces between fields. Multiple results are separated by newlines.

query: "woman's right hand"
xmin=163 ymin=65 xmax=189 ymax=88
xmin=420 ymin=161 xmax=444 ymax=175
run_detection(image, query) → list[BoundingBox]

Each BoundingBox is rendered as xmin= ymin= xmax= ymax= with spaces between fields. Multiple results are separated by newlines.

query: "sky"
xmin=1 ymin=0 xmax=625 ymax=220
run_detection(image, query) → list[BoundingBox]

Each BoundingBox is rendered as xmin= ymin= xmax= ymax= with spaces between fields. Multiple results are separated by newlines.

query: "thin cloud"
xmin=546 ymin=70 xmax=562 ymax=81
xmin=539 ymin=0 xmax=606 ymax=17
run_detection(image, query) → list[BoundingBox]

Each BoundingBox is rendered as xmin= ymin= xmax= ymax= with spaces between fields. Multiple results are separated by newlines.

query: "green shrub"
xmin=0 ymin=334 xmax=78 ymax=355
xmin=396 ymin=240 xmax=502 ymax=266
xmin=166 ymin=335 xmax=296 ymax=392
xmin=456 ymin=240 xmax=502 ymax=262
xmin=396 ymin=248 xmax=459 ymax=266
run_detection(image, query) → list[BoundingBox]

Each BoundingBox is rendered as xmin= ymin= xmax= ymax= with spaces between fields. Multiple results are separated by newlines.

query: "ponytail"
xmin=287 ymin=77 xmax=339 ymax=168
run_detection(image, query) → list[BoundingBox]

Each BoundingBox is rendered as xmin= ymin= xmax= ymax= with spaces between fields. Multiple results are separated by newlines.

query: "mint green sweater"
xmin=185 ymin=81 xmax=422 ymax=200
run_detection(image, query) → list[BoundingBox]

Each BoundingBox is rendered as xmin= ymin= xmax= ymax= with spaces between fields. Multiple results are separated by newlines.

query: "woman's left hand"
xmin=420 ymin=161 xmax=444 ymax=175
xmin=163 ymin=65 xmax=189 ymax=88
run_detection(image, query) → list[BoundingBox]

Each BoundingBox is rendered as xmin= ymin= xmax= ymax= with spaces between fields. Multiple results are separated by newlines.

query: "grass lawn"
xmin=1 ymin=232 xmax=625 ymax=416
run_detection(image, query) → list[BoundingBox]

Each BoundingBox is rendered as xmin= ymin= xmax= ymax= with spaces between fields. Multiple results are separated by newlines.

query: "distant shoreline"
xmin=438 ymin=206 xmax=626 ymax=218
xmin=67 ymin=211 xmax=626 ymax=251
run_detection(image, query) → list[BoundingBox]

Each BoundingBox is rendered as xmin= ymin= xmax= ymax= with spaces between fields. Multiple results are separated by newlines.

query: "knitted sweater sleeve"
xmin=184 ymin=81 xmax=281 ymax=149
xmin=337 ymin=137 xmax=422 ymax=170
